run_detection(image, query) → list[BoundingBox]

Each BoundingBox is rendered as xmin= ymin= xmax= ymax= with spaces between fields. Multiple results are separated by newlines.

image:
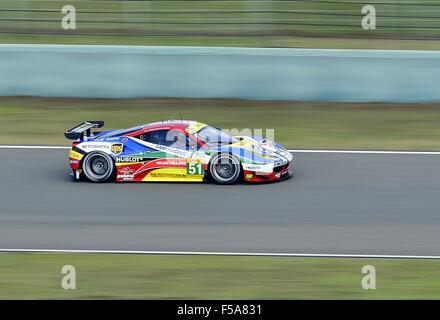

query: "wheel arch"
xmin=207 ymin=152 xmax=243 ymax=184
xmin=81 ymin=150 xmax=116 ymax=183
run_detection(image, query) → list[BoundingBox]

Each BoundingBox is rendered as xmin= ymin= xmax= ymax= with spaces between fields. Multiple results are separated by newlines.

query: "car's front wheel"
xmin=209 ymin=153 xmax=242 ymax=185
xmin=82 ymin=151 xmax=115 ymax=183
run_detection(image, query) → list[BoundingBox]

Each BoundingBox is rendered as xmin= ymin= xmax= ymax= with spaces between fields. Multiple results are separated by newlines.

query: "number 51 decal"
xmin=186 ymin=161 xmax=204 ymax=175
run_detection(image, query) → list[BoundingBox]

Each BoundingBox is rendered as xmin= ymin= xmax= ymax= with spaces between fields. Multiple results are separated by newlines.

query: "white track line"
xmin=0 ymin=249 xmax=439 ymax=259
xmin=0 ymin=145 xmax=440 ymax=259
xmin=1 ymin=145 xmax=440 ymax=155
xmin=0 ymin=146 xmax=437 ymax=259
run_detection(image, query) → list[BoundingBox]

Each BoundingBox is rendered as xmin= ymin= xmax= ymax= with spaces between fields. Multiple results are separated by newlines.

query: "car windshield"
xmin=195 ymin=126 xmax=238 ymax=146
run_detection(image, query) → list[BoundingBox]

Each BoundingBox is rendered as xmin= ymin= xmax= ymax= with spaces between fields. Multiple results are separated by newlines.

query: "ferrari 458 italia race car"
xmin=65 ymin=120 xmax=293 ymax=184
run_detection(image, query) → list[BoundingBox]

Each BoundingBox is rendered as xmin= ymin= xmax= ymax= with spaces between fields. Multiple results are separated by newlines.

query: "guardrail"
xmin=1 ymin=44 xmax=440 ymax=102
xmin=3 ymin=0 xmax=440 ymax=39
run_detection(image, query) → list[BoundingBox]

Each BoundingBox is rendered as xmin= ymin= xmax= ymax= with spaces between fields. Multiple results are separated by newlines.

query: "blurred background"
xmin=2 ymin=1 xmax=440 ymax=149
xmin=2 ymin=0 xmax=440 ymax=49
xmin=1 ymin=1 xmax=440 ymax=300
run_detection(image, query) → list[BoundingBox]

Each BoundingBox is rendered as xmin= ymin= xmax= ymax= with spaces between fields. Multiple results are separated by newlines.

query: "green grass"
xmin=4 ymin=35 xmax=440 ymax=50
xmin=2 ymin=97 xmax=440 ymax=150
xmin=0 ymin=253 xmax=439 ymax=299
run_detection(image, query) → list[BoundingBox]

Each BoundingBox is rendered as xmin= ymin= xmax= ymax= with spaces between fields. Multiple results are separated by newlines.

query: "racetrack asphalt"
xmin=0 ymin=149 xmax=440 ymax=256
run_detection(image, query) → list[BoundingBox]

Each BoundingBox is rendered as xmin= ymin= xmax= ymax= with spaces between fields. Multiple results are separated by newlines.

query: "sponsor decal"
xmin=117 ymin=156 xmax=147 ymax=163
xmin=133 ymin=158 xmax=186 ymax=176
xmin=111 ymin=143 xmax=124 ymax=155
xmin=95 ymin=137 xmax=120 ymax=141
xmin=141 ymin=167 xmax=204 ymax=182
xmin=156 ymin=159 xmax=185 ymax=166
xmin=149 ymin=172 xmax=187 ymax=179
xmin=81 ymin=143 xmax=110 ymax=150
xmin=245 ymin=173 xmax=254 ymax=179
xmin=146 ymin=126 xmax=171 ymax=132
xmin=154 ymin=144 xmax=193 ymax=158
xmin=246 ymin=165 xmax=262 ymax=170
xmin=117 ymin=175 xmax=134 ymax=181
xmin=117 ymin=167 xmax=135 ymax=180
xmin=153 ymin=120 xmax=189 ymax=125
xmin=69 ymin=150 xmax=84 ymax=161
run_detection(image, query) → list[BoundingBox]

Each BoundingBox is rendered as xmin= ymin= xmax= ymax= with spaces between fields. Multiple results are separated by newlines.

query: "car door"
xmin=135 ymin=129 xmax=202 ymax=181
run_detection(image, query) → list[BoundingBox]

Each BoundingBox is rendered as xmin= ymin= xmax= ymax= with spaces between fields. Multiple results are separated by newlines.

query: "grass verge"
xmin=1 ymin=97 xmax=440 ymax=150
xmin=0 ymin=253 xmax=439 ymax=299
xmin=3 ymin=35 xmax=440 ymax=51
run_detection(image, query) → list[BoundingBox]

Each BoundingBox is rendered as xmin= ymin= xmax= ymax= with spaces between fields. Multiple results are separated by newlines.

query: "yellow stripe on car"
xmin=69 ymin=150 xmax=84 ymax=161
xmin=142 ymin=168 xmax=203 ymax=182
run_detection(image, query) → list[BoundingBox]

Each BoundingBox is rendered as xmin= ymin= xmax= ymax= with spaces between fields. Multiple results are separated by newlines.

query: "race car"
xmin=65 ymin=120 xmax=293 ymax=184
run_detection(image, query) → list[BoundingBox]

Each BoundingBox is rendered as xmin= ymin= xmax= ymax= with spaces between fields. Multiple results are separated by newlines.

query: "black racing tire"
xmin=82 ymin=151 xmax=115 ymax=183
xmin=209 ymin=153 xmax=242 ymax=185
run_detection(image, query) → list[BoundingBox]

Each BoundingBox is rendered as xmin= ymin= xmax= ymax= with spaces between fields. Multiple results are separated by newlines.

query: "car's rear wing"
xmin=64 ymin=121 xmax=105 ymax=140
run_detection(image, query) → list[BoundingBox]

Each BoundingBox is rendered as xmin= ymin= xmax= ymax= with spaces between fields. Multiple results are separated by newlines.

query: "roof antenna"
xmin=157 ymin=99 xmax=164 ymax=123
xmin=178 ymin=112 xmax=183 ymax=121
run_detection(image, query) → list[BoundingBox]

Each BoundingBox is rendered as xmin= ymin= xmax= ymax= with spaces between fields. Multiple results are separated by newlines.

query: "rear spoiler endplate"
xmin=65 ymin=121 xmax=104 ymax=140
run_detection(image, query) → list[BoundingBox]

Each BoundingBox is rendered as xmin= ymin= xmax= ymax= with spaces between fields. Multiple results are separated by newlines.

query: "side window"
xmin=139 ymin=129 xmax=196 ymax=150
xmin=167 ymin=129 xmax=199 ymax=150
xmin=165 ymin=130 xmax=186 ymax=148
xmin=139 ymin=130 xmax=168 ymax=145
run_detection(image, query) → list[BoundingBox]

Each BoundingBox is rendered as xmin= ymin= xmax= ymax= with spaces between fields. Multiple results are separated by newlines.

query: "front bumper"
xmin=243 ymin=161 xmax=293 ymax=183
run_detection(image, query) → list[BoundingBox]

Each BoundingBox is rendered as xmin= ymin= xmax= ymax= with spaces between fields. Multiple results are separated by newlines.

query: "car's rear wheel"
xmin=82 ymin=152 xmax=115 ymax=183
xmin=209 ymin=153 xmax=241 ymax=185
